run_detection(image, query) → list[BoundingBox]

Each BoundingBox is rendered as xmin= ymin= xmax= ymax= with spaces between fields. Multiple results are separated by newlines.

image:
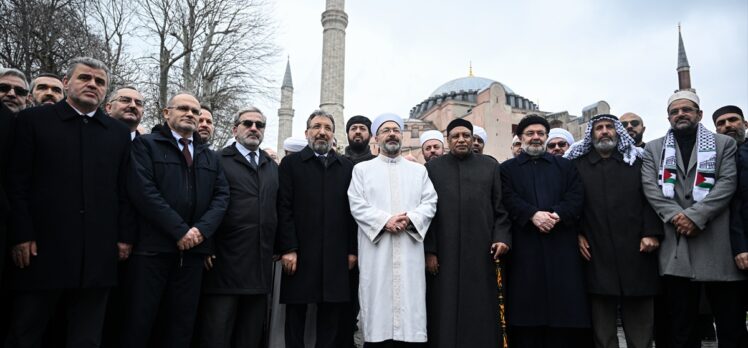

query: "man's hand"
xmin=639 ymin=237 xmax=660 ymax=253
xmin=282 ymin=251 xmax=298 ymax=275
xmin=204 ymin=255 xmax=216 ymax=270
xmin=385 ymin=213 xmax=409 ymax=233
xmin=531 ymin=211 xmax=559 ymax=233
xmin=672 ymin=213 xmax=700 ymax=236
xmin=425 ymin=253 xmax=439 ymax=275
xmin=117 ymin=242 xmax=132 ymax=261
xmin=491 ymin=242 xmax=509 ymax=260
xmin=578 ymin=234 xmax=591 ymax=261
xmin=348 ymin=254 xmax=357 ymax=270
xmin=735 ymin=252 xmax=748 ymax=270
xmin=12 ymin=241 xmax=37 ymax=269
xmin=177 ymin=227 xmax=204 ymax=251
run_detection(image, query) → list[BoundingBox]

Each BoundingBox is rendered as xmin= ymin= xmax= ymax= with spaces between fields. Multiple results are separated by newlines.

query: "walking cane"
xmin=495 ymin=258 xmax=508 ymax=348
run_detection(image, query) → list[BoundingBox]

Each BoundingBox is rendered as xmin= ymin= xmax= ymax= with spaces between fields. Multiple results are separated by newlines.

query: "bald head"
xmin=620 ymin=112 xmax=645 ymax=146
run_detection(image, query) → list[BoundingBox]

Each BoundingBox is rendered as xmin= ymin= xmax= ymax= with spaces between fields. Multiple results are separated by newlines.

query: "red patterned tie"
xmin=179 ymin=138 xmax=193 ymax=167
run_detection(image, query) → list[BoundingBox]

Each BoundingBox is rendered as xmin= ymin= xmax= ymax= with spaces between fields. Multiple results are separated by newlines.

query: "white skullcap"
xmin=473 ymin=126 xmax=488 ymax=143
xmin=667 ymin=90 xmax=700 ymax=108
xmin=420 ymin=130 xmax=444 ymax=146
xmin=371 ymin=113 xmax=404 ymax=134
xmin=546 ymin=128 xmax=574 ymax=146
xmin=283 ymin=136 xmax=307 ymax=153
xmin=512 ymin=135 xmax=520 ymax=144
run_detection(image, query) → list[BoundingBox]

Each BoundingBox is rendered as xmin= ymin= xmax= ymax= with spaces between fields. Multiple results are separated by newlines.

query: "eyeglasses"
xmin=167 ymin=105 xmax=201 ymax=115
xmin=668 ymin=107 xmax=697 ymax=116
xmin=547 ymin=141 xmax=568 ymax=149
xmin=512 ymin=142 xmax=522 ymax=146
xmin=621 ymin=120 xmax=640 ymax=128
xmin=522 ymin=131 xmax=546 ymax=137
xmin=0 ymin=83 xmax=29 ymax=97
xmin=237 ymin=120 xmax=266 ymax=129
xmin=379 ymin=127 xmax=401 ymax=135
xmin=116 ymin=96 xmax=145 ymax=107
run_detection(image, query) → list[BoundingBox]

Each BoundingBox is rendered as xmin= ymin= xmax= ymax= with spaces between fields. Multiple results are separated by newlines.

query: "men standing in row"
xmin=30 ymin=73 xmax=64 ymax=106
xmin=106 ymin=87 xmax=145 ymax=140
xmin=642 ymin=91 xmax=747 ymax=347
xmin=545 ymin=127 xmax=574 ymax=156
xmin=424 ymin=118 xmax=510 ymax=347
xmin=344 ymin=115 xmax=375 ymax=164
xmin=419 ymin=130 xmax=444 ymax=162
xmin=501 ymin=115 xmax=589 ymax=347
xmin=276 ymin=110 xmax=357 ymax=348
xmin=713 ymin=105 xmax=746 ymax=145
xmin=0 ymin=68 xmax=29 ymax=113
xmin=565 ymin=114 xmax=662 ymax=348
xmin=5 ymin=57 xmax=132 ymax=347
xmin=123 ymin=92 xmax=229 ymax=348
xmin=198 ymin=107 xmax=277 ymax=348
xmin=620 ymin=112 xmax=647 ymax=148
xmin=348 ymin=113 xmax=437 ymax=347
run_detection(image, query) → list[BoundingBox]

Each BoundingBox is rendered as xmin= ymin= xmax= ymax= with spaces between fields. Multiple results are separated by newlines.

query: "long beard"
xmin=382 ymin=141 xmax=401 ymax=155
xmin=522 ymin=143 xmax=545 ymax=157
xmin=593 ymin=137 xmax=617 ymax=153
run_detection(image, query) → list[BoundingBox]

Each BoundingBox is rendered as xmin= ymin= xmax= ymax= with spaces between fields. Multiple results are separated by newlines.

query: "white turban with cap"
xmin=667 ymin=90 xmax=700 ymax=108
xmin=372 ymin=113 xmax=404 ymax=134
xmin=283 ymin=136 xmax=307 ymax=153
xmin=473 ymin=126 xmax=488 ymax=143
xmin=546 ymin=128 xmax=575 ymax=146
xmin=419 ymin=130 xmax=444 ymax=146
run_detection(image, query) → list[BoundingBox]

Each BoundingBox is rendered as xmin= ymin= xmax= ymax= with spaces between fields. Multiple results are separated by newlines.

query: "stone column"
xmin=319 ymin=0 xmax=348 ymax=147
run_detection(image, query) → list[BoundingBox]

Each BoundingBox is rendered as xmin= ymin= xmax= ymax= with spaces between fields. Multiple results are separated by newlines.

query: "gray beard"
xmin=382 ymin=141 xmax=401 ymax=155
xmin=311 ymin=140 xmax=331 ymax=155
xmin=522 ymin=143 xmax=545 ymax=157
xmin=593 ymin=138 xmax=617 ymax=153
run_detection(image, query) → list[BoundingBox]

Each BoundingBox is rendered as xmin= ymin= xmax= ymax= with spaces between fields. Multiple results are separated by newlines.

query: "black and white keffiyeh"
xmin=563 ymin=114 xmax=643 ymax=165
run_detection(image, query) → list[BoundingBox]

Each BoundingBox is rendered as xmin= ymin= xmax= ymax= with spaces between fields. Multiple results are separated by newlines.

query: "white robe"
xmin=347 ymin=155 xmax=438 ymax=343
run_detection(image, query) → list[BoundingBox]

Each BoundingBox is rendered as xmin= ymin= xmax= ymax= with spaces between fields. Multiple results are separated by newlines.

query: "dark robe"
xmin=344 ymin=145 xmax=375 ymax=164
xmin=500 ymin=152 xmax=589 ymax=328
xmin=573 ymin=151 xmax=662 ymax=296
xmin=424 ymin=152 xmax=511 ymax=347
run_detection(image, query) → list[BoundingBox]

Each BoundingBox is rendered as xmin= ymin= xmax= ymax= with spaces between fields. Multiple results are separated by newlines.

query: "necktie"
xmin=318 ymin=155 xmax=328 ymax=168
xmin=248 ymin=152 xmax=258 ymax=169
xmin=179 ymin=138 xmax=193 ymax=167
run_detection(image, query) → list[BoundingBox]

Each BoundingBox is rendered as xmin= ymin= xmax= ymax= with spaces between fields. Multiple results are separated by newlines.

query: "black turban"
xmin=446 ymin=118 xmax=473 ymax=135
xmin=515 ymin=115 xmax=550 ymax=136
xmin=346 ymin=115 xmax=372 ymax=133
xmin=712 ymin=105 xmax=744 ymax=122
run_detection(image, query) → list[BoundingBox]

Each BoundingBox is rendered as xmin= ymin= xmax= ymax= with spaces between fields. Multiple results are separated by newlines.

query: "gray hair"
xmin=65 ymin=57 xmax=109 ymax=83
xmin=107 ymin=86 xmax=140 ymax=103
xmin=0 ymin=68 xmax=29 ymax=89
xmin=306 ymin=109 xmax=335 ymax=131
xmin=233 ymin=106 xmax=266 ymax=125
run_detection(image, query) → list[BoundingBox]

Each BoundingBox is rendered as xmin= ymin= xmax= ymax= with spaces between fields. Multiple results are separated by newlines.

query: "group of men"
xmin=0 ymin=56 xmax=746 ymax=348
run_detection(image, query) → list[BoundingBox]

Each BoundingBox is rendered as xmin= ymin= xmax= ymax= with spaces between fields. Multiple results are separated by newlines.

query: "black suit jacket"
xmin=7 ymin=101 xmax=133 ymax=289
xmin=0 ymin=103 xmax=14 ymax=283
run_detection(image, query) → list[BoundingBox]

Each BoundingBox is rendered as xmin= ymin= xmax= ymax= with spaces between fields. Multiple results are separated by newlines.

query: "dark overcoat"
xmin=424 ymin=152 xmax=511 ymax=348
xmin=730 ymin=141 xmax=748 ymax=259
xmin=7 ymin=101 xmax=132 ymax=289
xmin=573 ymin=151 xmax=662 ymax=296
xmin=202 ymin=144 xmax=279 ymax=294
xmin=0 ymin=103 xmax=14 ymax=282
xmin=500 ymin=152 xmax=590 ymax=328
xmin=128 ymin=125 xmax=229 ymax=255
xmin=276 ymin=146 xmax=356 ymax=303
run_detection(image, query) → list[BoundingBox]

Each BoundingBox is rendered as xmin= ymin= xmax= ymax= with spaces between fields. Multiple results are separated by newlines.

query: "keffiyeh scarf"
xmin=563 ymin=115 xmax=643 ymax=165
xmin=658 ymin=123 xmax=716 ymax=202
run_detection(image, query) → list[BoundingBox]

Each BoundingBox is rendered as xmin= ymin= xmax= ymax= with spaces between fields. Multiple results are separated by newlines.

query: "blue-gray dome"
xmin=430 ymin=76 xmax=514 ymax=97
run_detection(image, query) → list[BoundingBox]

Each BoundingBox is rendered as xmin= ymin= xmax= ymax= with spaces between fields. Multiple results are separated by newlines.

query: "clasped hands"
xmin=385 ymin=213 xmax=410 ymax=233
xmin=177 ymin=227 xmax=204 ymax=251
xmin=671 ymin=212 xmax=700 ymax=237
xmin=532 ymin=211 xmax=560 ymax=233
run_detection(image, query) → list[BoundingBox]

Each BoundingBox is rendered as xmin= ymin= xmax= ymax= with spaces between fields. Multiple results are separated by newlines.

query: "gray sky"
xmin=258 ymin=0 xmax=748 ymax=151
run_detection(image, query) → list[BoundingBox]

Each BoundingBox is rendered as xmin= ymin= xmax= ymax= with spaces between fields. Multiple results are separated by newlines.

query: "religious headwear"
xmin=511 ymin=135 xmax=520 ymax=144
xmin=564 ymin=114 xmax=643 ymax=166
xmin=515 ymin=115 xmax=550 ymax=136
xmin=473 ymin=126 xmax=488 ymax=143
xmin=371 ymin=113 xmax=404 ymax=134
xmin=420 ymin=130 xmax=444 ymax=146
xmin=346 ymin=115 xmax=372 ymax=132
xmin=446 ymin=118 xmax=473 ymax=135
xmin=283 ymin=136 xmax=307 ymax=153
xmin=545 ymin=128 xmax=574 ymax=146
xmin=667 ymin=90 xmax=700 ymax=108
xmin=712 ymin=105 xmax=744 ymax=122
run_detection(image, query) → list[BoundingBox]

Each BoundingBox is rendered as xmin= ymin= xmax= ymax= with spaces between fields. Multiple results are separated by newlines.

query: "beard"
xmin=310 ymin=139 xmax=331 ymax=155
xmin=593 ymin=137 xmax=618 ymax=153
xmin=348 ymin=136 xmax=370 ymax=151
xmin=237 ymin=134 xmax=262 ymax=150
xmin=381 ymin=141 xmax=401 ymax=155
xmin=522 ymin=142 xmax=545 ymax=157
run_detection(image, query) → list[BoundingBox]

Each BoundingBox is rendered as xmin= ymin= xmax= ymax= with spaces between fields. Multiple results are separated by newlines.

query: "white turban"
xmin=419 ymin=130 xmax=444 ymax=146
xmin=372 ymin=113 xmax=404 ymax=134
xmin=546 ymin=128 xmax=574 ymax=146
xmin=283 ymin=136 xmax=307 ymax=153
xmin=667 ymin=90 xmax=700 ymax=108
xmin=473 ymin=126 xmax=488 ymax=143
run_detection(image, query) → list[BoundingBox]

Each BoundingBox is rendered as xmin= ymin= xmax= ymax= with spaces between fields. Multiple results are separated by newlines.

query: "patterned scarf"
xmin=564 ymin=115 xmax=643 ymax=165
xmin=658 ymin=123 xmax=716 ymax=202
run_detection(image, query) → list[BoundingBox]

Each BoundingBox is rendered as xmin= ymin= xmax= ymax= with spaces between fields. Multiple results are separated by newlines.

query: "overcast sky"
xmin=257 ymin=0 xmax=748 ymax=151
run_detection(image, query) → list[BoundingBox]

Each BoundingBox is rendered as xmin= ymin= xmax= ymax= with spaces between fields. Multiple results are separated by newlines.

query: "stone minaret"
xmin=277 ymin=58 xmax=294 ymax=158
xmin=320 ymin=0 xmax=348 ymax=147
xmin=676 ymin=24 xmax=695 ymax=92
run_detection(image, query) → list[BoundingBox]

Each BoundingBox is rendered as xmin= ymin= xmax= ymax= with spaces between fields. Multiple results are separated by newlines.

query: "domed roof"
xmin=430 ymin=76 xmax=514 ymax=97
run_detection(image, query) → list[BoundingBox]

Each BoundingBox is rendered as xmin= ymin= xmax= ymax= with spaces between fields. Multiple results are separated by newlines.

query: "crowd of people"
xmin=0 ymin=56 xmax=746 ymax=348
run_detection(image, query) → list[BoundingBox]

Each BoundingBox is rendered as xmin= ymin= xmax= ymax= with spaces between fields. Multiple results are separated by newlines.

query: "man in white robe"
xmin=348 ymin=113 xmax=438 ymax=348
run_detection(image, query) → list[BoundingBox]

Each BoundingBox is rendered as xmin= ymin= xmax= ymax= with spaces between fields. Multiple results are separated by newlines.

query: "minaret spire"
xmin=468 ymin=61 xmax=474 ymax=77
xmin=277 ymin=57 xmax=295 ymax=158
xmin=319 ymin=0 xmax=348 ymax=149
xmin=676 ymin=24 xmax=694 ymax=92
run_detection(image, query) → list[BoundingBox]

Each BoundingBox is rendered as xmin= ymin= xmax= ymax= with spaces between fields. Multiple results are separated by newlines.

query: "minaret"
xmin=676 ymin=24 xmax=695 ymax=92
xmin=320 ymin=0 xmax=348 ymax=147
xmin=277 ymin=58 xmax=294 ymax=158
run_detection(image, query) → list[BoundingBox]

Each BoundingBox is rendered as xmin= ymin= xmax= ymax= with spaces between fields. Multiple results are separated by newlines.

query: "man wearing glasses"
xmin=545 ymin=127 xmax=574 ymax=156
xmin=123 ymin=92 xmax=229 ymax=348
xmin=620 ymin=112 xmax=647 ymax=148
xmin=106 ymin=87 xmax=145 ymax=140
xmin=0 ymin=68 xmax=29 ymax=113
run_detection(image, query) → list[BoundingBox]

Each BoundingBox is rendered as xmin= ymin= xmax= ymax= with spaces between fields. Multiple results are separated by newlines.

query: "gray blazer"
xmin=642 ymin=129 xmax=745 ymax=281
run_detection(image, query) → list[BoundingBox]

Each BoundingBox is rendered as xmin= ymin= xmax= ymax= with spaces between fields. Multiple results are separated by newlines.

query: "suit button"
xmin=685 ymin=194 xmax=692 ymax=200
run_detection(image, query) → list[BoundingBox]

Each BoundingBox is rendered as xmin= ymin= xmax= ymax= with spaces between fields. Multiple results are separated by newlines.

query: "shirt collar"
xmin=377 ymin=154 xmax=401 ymax=163
xmin=68 ymin=103 xmax=96 ymax=117
xmin=235 ymin=142 xmax=259 ymax=158
xmin=171 ymin=129 xmax=193 ymax=143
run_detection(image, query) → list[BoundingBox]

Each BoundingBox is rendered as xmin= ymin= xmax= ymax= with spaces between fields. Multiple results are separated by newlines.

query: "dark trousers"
xmin=662 ymin=276 xmax=748 ymax=348
xmin=589 ymin=294 xmax=653 ymax=348
xmin=120 ymin=252 xmax=204 ymax=348
xmin=509 ymin=326 xmax=593 ymax=348
xmin=285 ymin=302 xmax=346 ymax=348
xmin=101 ymin=259 xmax=130 ymax=348
xmin=342 ymin=266 xmax=360 ymax=347
xmin=5 ymin=288 xmax=109 ymax=348
xmin=364 ymin=340 xmax=427 ymax=347
xmin=195 ymin=294 xmax=267 ymax=348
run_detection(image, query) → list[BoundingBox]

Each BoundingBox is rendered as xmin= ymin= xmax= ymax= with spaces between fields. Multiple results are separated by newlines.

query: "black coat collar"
xmin=299 ymin=145 xmax=341 ymax=166
xmin=517 ymin=151 xmax=553 ymax=164
xmin=56 ymin=100 xmax=109 ymax=128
